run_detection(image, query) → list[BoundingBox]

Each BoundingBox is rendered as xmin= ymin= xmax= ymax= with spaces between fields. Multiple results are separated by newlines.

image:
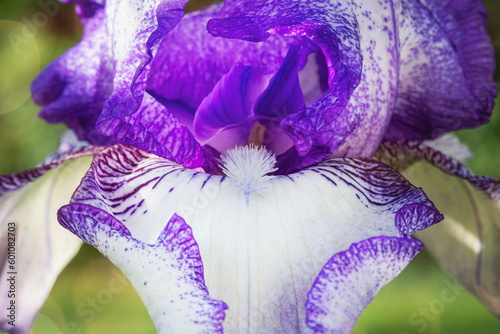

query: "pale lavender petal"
xmin=385 ymin=0 xmax=497 ymax=141
xmin=0 ymin=157 xmax=93 ymax=333
xmin=58 ymin=205 xmax=227 ymax=333
xmin=31 ymin=1 xmax=114 ymax=145
xmin=376 ymin=139 xmax=500 ymax=314
xmin=306 ymin=236 xmax=423 ymax=333
xmin=67 ymin=145 xmax=441 ymax=332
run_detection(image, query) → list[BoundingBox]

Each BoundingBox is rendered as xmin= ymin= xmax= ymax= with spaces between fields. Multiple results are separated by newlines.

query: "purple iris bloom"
xmin=0 ymin=0 xmax=498 ymax=333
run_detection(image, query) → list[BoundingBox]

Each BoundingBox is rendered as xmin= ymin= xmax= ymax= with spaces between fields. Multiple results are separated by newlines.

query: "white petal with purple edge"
xmin=306 ymin=236 xmax=423 ymax=333
xmin=58 ymin=206 xmax=227 ymax=333
xmin=0 ymin=157 xmax=92 ymax=333
xmin=67 ymin=145 xmax=441 ymax=333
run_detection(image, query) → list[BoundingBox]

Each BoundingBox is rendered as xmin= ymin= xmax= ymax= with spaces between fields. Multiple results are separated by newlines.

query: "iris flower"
xmin=0 ymin=0 xmax=498 ymax=333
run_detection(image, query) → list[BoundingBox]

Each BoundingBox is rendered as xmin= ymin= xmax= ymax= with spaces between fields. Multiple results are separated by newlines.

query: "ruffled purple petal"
xmin=306 ymin=236 xmax=423 ymax=333
xmin=66 ymin=144 xmax=441 ymax=332
xmin=97 ymin=93 xmax=205 ymax=168
xmin=376 ymin=138 xmax=500 ymax=314
xmin=97 ymin=0 xmax=190 ymax=123
xmin=208 ymin=0 xmax=401 ymax=162
xmin=385 ymin=0 xmax=497 ymax=141
xmin=0 ymin=156 xmax=93 ymax=333
xmin=58 ymin=205 xmax=227 ymax=333
xmin=146 ymin=4 xmax=315 ymax=114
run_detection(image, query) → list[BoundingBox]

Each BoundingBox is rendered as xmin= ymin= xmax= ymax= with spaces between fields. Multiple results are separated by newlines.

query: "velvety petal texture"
xmin=385 ymin=0 xmax=497 ymax=141
xmin=305 ymin=236 xmax=423 ymax=333
xmin=64 ymin=145 xmax=442 ymax=332
xmin=376 ymin=139 xmax=500 ymax=315
xmin=58 ymin=207 xmax=227 ymax=333
xmin=32 ymin=0 xmax=192 ymax=146
xmin=0 ymin=157 xmax=92 ymax=333
xmin=193 ymin=45 xmax=304 ymax=154
xmin=31 ymin=0 xmax=114 ymax=144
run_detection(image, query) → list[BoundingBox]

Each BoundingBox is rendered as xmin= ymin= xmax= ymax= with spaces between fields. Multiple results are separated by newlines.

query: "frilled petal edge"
xmin=58 ymin=204 xmax=227 ymax=334
xmin=63 ymin=144 xmax=442 ymax=332
xmin=306 ymin=236 xmax=423 ymax=333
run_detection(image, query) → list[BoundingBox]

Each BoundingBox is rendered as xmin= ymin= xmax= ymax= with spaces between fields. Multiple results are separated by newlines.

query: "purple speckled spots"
xmin=58 ymin=205 xmax=227 ymax=333
xmin=385 ymin=0 xmax=497 ymax=141
xmin=306 ymin=236 xmax=423 ymax=333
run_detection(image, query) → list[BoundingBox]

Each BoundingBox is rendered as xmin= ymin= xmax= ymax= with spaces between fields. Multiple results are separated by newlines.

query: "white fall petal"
xmin=62 ymin=145 xmax=440 ymax=333
xmin=0 ymin=157 xmax=92 ymax=333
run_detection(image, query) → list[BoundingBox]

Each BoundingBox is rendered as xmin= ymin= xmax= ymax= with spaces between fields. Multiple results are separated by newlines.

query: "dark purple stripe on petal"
xmin=306 ymin=236 xmax=423 ymax=333
xmin=306 ymin=158 xmax=442 ymax=236
xmin=0 ymin=146 xmax=103 ymax=197
xmin=377 ymin=141 xmax=500 ymax=201
xmin=98 ymin=94 xmax=205 ymax=168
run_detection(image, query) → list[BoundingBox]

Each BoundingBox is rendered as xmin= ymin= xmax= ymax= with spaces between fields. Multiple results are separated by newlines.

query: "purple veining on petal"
xmin=385 ymin=0 xmax=497 ymax=141
xmin=305 ymin=236 xmax=423 ymax=333
xmin=0 ymin=146 xmax=103 ymax=197
xmin=58 ymin=204 xmax=227 ymax=332
xmin=377 ymin=141 xmax=500 ymax=201
xmin=395 ymin=203 xmax=444 ymax=236
xmin=98 ymin=93 xmax=205 ymax=169
xmin=306 ymin=158 xmax=442 ymax=236
xmin=65 ymin=144 xmax=443 ymax=332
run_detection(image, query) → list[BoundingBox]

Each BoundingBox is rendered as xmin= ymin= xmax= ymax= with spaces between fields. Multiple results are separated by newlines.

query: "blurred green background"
xmin=1 ymin=0 xmax=500 ymax=333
